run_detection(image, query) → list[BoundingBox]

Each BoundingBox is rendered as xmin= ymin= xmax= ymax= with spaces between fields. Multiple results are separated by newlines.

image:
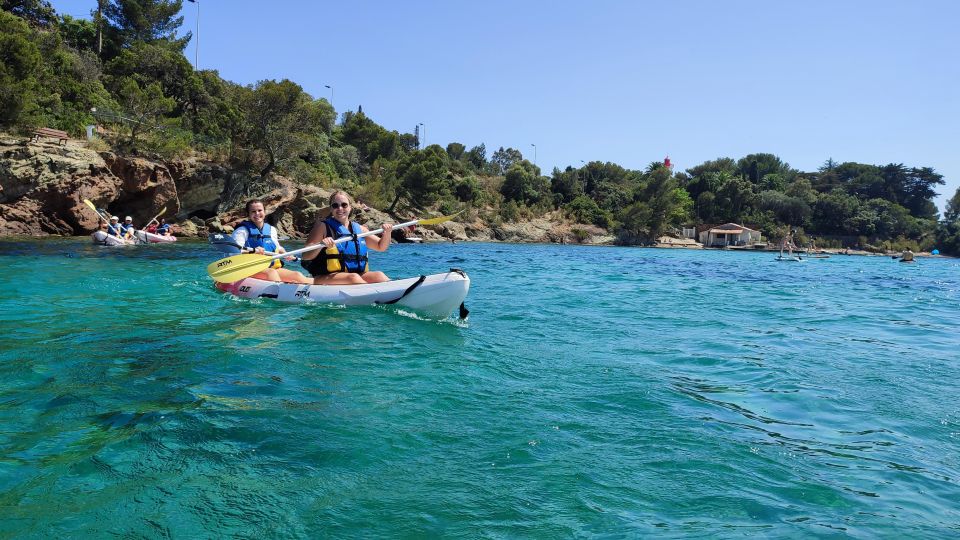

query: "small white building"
xmin=698 ymin=223 xmax=762 ymax=247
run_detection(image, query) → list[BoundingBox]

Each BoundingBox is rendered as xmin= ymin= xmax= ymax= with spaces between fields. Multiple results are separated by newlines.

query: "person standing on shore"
xmin=233 ymin=199 xmax=311 ymax=284
xmin=299 ymin=191 xmax=393 ymax=285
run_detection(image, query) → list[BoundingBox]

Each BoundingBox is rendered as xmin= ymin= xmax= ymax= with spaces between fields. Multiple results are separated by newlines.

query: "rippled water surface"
xmin=1 ymin=239 xmax=958 ymax=537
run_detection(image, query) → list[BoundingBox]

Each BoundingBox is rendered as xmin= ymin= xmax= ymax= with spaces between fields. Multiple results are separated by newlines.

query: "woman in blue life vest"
xmin=155 ymin=218 xmax=171 ymax=236
xmin=233 ymin=199 xmax=311 ymax=284
xmin=300 ymin=191 xmax=393 ymax=285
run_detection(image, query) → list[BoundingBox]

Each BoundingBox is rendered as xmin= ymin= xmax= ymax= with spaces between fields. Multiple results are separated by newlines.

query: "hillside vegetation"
xmin=2 ymin=1 xmax=959 ymax=253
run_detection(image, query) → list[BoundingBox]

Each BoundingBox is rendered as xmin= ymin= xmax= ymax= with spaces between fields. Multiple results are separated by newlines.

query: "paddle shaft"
xmin=83 ymin=199 xmax=111 ymax=223
xmin=207 ymin=214 xmax=456 ymax=282
xmin=84 ymin=199 xmax=130 ymax=244
xmin=146 ymin=207 xmax=166 ymax=227
xmin=264 ymin=219 xmax=418 ymax=263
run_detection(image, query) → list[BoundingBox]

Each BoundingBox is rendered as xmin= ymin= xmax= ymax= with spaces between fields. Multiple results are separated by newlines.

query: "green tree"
xmin=392 ymin=146 xmax=448 ymax=209
xmin=935 ymin=187 xmax=960 ymax=255
xmin=489 ymin=146 xmax=522 ymax=175
xmin=715 ymin=176 xmax=755 ymax=222
xmin=945 ymin=187 xmax=960 ymax=222
xmin=564 ymin=195 xmax=610 ymax=228
xmin=340 ymin=109 xmax=396 ymax=165
xmin=115 ymin=77 xmax=174 ymax=148
xmin=58 ymin=14 xmax=97 ymax=50
xmin=37 ymin=38 xmax=114 ymax=133
xmin=186 ymin=72 xmax=246 ymax=150
xmin=811 ymin=191 xmax=860 ymax=234
xmin=737 ymin=153 xmax=795 ymax=186
xmin=551 ymin=166 xmax=584 ymax=205
xmin=864 ymin=199 xmax=918 ymax=238
xmin=878 ymin=164 xmax=943 ymax=219
xmin=243 ymin=79 xmax=312 ymax=178
xmin=452 ymin=175 xmax=482 ymax=203
xmin=2 ymin=0 xmax=56 ymax=27
xmin=103 ymin=0 xmax=189 ymax=51
xmin=784 ymin=178 xmax=818 ymax=205
xmin=616 ymin=167 xmax=688 ymax=243
xmin=758 ymin=190 xmax=810 ymax=227
xmin=501 ymin=161 xmax=548 ymax=205
xmin=0 ymin=10 xmax=41 ymax=126
xmin=696 ymin=191 xmax=717 ymax=222
xmin=105 ymin=41 xmax=197 ymax=115
xmin=465 ymin=144 xmax=486 ymax=170
xmin=685 ymin=157 xmax=737 ymax=178
xmin=445 ymin=142 xmax=465 ymax=161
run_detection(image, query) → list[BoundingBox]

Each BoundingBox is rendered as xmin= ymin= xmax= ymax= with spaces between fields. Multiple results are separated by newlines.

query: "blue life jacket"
xmin=120 ymin=222 xmax=135 ymax=234
xmin=236 ymin=220 xmax=278 ymax=252
xmin=107 ymin=223 xmax=122 ymax=236
xmin=318 ymin=218 xmax=368 ymax=274
xmin=156 ymin=223 xmax=171 ymax=235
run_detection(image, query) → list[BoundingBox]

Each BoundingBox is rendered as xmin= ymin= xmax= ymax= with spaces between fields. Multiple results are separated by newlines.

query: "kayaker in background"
xmin=234 ymin=199 xmax=311 ymax=284
xmin=120 ymin=216 xmax=136 ymax=240
xmin=155 ymin=218 xmax=171 ymax=236
xmin=107 ymin=216 xmax=123 ymax=238
xmin=300 ymin=190 xmax=393 ymax=285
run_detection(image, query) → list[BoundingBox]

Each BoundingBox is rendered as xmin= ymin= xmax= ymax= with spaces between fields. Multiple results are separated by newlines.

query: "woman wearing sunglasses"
xmin=300 ymin=191 xmax=394 ymax=285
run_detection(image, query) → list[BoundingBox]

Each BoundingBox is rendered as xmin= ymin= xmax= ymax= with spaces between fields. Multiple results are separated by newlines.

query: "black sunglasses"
xmin=331 ymin=202 xmax=350 ymax=209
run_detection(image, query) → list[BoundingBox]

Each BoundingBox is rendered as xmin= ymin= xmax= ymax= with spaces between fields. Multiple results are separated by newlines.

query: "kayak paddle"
xmin=83 ymin=198 xmax=111 ymax=223
xmin=146 ymin=206 xmax=166 ymax=227
xmin=84 ymin=198 xmax=132 ymax=245
xmin=207 ymin=213 xmax=459 ymax=283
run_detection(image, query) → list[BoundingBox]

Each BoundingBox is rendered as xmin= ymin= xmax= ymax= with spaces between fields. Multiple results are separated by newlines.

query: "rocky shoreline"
xmin=0 ymin=134 xmax=611 ymax=245
xmin=1 ymin=135 xmax=951 ymax=258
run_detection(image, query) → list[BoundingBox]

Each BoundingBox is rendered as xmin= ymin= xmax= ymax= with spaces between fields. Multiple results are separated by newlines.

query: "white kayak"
xmin=216 ymin=270 xmax=470 ymax=318
xmin=134 ymin=230 xmax=177 ymax=243
xmin=91 ymin=230 xmax=130 ymax=246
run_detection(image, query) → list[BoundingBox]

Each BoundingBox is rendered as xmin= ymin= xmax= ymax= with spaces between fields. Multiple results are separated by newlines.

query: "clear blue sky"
xmin=51 ymin=0 xmax=960 ymax=213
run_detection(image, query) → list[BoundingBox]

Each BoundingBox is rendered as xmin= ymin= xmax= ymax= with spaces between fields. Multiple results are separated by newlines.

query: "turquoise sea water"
xmin=1 ymin=239 xmax=958 ymax=538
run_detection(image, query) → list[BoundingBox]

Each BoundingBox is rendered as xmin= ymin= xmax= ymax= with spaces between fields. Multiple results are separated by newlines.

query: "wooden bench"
xmin=33 ymin=127 xmax=69 ymax=144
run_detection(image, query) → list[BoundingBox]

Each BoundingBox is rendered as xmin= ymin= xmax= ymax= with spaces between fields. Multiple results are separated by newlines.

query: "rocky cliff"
xmin=0 ymin=134 xmax=612 ymax=244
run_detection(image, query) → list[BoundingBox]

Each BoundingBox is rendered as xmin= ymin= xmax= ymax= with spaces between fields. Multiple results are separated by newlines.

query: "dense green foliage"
xmin=0 ymin=2 xmax=955 ymax=254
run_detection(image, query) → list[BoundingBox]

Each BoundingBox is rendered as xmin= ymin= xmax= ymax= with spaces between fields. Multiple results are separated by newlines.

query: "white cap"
xmin=110 ymin=216 xmax=119 ymax=221
xmin=125 ymin=216 xmax=133 ymax=221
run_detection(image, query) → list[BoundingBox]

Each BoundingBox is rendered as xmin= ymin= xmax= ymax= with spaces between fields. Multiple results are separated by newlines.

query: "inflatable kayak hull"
xmin=91 ymin=231 xmax=130 ymax=246
xmin=135 ymin=230 xmax=177 ymax=243
xmin=216 ymin=270 xmax=470 ymax=318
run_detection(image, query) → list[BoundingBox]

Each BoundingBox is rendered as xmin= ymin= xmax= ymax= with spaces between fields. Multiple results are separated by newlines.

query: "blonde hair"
xmin=328 ymin=191 xmax=352 ymax=205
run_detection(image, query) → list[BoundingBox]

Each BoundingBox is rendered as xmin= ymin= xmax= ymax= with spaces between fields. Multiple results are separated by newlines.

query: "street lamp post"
xmin=324 ymin=85 xmax=334 ymax=129
xmin=324 ymin=84 xmax=333 ymax=109
xmin=531 ymin=143 xmax=537 ymax=169
xmin=418 ymin=123 xmax=425 ymax=149
xmin=187 ymin=0 xmax=199 ymax=69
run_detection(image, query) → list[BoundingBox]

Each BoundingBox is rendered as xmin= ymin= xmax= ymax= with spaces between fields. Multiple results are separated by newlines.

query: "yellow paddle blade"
xmin=83 ymin=199 xmax=110 ymax=222
xmin=146 ymin=207 xmax=167 ymax=225
xmin=206 ymin=253 xmax=273 ymax=283
xmin=418 ymin=212 xmax=461 ymax=226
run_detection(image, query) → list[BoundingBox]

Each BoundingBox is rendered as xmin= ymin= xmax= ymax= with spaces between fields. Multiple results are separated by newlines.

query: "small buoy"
xmin=932 ymin=249 xmax=940 ymax=255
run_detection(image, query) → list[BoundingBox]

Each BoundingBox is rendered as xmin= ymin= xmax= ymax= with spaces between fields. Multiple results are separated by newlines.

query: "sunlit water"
xmin=1 ymin=239 xmax=958 ymax=538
